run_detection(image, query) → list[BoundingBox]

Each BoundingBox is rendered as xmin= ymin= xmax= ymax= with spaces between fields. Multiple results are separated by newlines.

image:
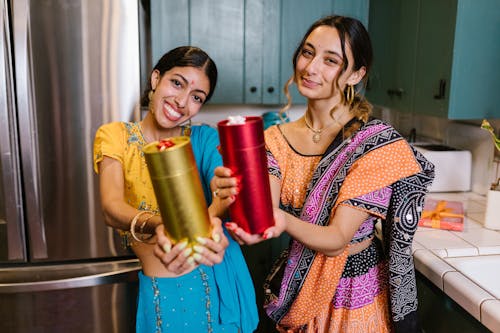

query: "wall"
xmin=372 ymin=107 xmax=499 ymax=195
xmin=194 ymin=104 xmax=500 ymax=196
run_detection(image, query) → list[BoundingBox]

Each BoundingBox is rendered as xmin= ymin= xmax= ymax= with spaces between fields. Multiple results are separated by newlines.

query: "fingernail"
xmin=187 ymin=256 xmax=195 ymax=266
xmin=193 ymin=245 xmax=205 ymax=254
xmin=177 ymin=241 xmax=188 ymax=250
xmin=225 ymin=222 xmax=235 ymax=230
xmin=196 ymin=236 xmax=207 ymax=245
xmin=192 ymin=253 xmax=202 ymax=262
xmin=213 ymin=233 xmax=221 ymax=243
xmin=263 ymin=231 xmax=273 ymax=240
xmin=163 ymin=243 xmax=171 ymax=253
xmin=183 ymin=247 xmax=193 ymax=257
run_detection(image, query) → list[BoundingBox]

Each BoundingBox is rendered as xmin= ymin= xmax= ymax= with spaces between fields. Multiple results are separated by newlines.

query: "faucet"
xmin=408 ymin=128 xmax=416 ymax=143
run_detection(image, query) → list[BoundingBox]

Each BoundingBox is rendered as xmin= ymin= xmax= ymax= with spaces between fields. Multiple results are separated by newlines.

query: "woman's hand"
xmin=153 ymin=224 xmax=197 ymax=275
xmin=208 ymin=166 xmax=238 ymax=217
xmin=154 ymin=217 xmax=229 ymax=273
xmin=225 ymin=207 xmax=287 ymax=245
xmin=191 ymin=216 xmax=229 ymax=266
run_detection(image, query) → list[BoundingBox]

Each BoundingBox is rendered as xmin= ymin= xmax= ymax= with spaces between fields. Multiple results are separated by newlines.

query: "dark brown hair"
xmin=141 ymin=46 xmax=218 ymax=106
xmin=281 ymin=15 xmax=373 ymax=132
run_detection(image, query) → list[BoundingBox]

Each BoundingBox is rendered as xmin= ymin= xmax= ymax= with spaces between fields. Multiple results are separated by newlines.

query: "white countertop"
xmin=413 ymin=192 xmax=500 ymax=332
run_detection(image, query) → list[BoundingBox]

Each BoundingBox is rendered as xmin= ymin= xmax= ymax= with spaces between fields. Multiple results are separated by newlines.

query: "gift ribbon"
xmin=421 ymin=200 xmax=464 ymax=228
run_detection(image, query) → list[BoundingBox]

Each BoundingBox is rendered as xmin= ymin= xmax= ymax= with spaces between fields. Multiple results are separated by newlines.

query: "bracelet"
xmin=130 ymin=211 xmax=154 ymax=243
xmin=139 ymin=214 xmax=156 ymax=241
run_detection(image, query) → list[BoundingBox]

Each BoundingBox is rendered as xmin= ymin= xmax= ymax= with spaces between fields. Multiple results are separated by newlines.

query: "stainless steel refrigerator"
xmin=0 ymin=0 xmax=148 ymax=331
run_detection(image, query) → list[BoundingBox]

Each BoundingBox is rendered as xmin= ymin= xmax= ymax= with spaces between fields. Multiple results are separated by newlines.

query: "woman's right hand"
xmin=225 ymin=207 xmax=287 ymax=245
xmin=208 ymin=166 xmax=239 ymax=217
xmin=153 ymin=224 xmax=197 ymax=275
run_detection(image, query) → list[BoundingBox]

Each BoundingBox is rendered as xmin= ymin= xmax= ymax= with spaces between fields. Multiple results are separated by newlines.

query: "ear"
xmin=347 ymin=66 xmax=366 ymax=86
xmin=150 ymin=69 xmax=160 ymax=90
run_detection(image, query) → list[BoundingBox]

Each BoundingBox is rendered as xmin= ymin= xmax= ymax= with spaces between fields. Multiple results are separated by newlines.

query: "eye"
xmin=301 ymin=48 xmax=314 ymax=58
xmin=192 ymin=94 xmax=204 ymax=104
xmin=325 ymin=57 xmax=340 ymax=65
xmin=171 ymin=79 xmax=183 ymax=88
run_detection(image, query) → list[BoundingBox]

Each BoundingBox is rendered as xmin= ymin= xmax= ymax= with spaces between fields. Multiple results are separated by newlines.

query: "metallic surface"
xmin=217 ymin=116 xmax=274 ymax=234
xmin=0 ymin=0 xmax=25 ymax=261
xmin=0 ymin=258 xmax=140 ymax=293
xmin=0 ymin=0 xmax=146 ymax=331
xmin=144 ymin=137 xmax=211 ymax=245
xmin=6 ymin=0 xmax=141 ymax=262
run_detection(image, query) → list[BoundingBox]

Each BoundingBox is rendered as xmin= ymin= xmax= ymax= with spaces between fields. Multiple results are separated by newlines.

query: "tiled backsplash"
xmin=195 ymin=104 xmax=499 ymax=195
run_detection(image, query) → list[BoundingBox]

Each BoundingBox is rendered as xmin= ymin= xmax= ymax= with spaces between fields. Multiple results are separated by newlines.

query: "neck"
xmin=140 ymin=112 xmax=181 ymax=142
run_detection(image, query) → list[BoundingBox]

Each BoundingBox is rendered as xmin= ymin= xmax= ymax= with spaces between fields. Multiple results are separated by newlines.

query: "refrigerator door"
xmin=0 ymin=0 xmax=25 ymax=262
xmin=12 ymin=0 xmax=141 ymax=261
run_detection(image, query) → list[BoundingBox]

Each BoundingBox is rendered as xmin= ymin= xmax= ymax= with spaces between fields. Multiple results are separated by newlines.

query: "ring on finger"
xmin=213 ymin=188 xmax=220 ymax=198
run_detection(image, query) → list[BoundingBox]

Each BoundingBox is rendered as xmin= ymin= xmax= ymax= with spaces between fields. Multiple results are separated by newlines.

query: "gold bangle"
xmin=130 ymin=211 xmax=153 ymax=243
xmin=139 ymin=214 xmax=156 ymax=240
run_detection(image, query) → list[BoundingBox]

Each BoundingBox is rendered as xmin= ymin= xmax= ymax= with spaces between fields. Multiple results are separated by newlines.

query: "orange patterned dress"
xmin=264 ymin=119 xmax=431 ymax=333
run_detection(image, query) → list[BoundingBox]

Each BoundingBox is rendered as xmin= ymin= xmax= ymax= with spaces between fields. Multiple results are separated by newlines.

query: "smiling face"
xmin=295 ymin=25 xmax=364 ymax=104
xmin=149 ymin=66 xmax=210 ymax=128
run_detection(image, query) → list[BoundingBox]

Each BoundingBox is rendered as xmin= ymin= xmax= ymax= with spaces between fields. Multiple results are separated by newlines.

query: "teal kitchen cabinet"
xmin=367 ymin=0 xmax=500 ymax=119
xmin=151 ymin=0 xmax=369 ymax=105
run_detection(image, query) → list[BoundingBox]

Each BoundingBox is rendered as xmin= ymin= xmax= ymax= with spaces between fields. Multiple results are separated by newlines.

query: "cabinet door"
xmin=150 ymin=1 xmax=189 ymax=66
xmin=151 ymin=0 xmax=244 ymax=104
xmin=280 ymin=0 xmax=369 ymax=105
xmin=367 ymin=0 xmax=418 ymax=112
xmin=244 ymin=0 xmax=281 ymax=104
xmin=448 ymin=0 xmax=500 ymax=119
xmin=413 ymin=0 xmax=456 ymax=117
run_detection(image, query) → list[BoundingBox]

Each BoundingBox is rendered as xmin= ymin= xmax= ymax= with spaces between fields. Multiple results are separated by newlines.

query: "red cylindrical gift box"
xmin=217 ymin=116 xmax=274 ymax=234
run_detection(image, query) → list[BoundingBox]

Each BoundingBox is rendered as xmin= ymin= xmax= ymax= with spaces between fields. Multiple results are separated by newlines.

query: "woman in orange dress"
xmin=226 ymin=15 xmax=434 ymax=333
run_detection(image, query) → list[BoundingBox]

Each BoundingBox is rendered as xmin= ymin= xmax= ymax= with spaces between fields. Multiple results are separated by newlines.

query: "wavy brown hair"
xmin=280 ymin=15 xmax=373 ymax=137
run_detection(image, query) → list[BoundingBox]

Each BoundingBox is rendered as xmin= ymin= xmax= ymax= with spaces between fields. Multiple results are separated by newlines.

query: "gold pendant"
xmin=312 ymin=133 xmax=321 ymax=143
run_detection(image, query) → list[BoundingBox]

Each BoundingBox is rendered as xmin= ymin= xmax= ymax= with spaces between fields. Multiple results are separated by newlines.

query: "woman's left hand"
xmin=191 ymin=216 xmax=229 ymax=266
xmin=154 ymin=216 xmax=229 ymax=268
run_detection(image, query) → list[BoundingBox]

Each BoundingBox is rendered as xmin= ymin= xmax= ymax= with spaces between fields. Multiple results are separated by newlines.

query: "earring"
xmin=182 ymin=119 xmax=192 ymax=137
xmin=148 ymin=90 xmax=155 ymax=114
xmin=346 ymin=85 xmax=355 ymax=106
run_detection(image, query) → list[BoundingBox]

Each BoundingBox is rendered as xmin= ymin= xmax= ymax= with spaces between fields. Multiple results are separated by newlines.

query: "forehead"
xmin=305 ymin=25 xmax=352 ymax=58
xmin=165 ymin=66 xmax=210 ymax=90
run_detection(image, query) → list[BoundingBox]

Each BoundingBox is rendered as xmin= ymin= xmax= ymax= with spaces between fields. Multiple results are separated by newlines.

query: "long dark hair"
xmin=140 ymin=46 xmax=218 ymax=106
xmin=282 ymin=15 xmax=374 ymax=128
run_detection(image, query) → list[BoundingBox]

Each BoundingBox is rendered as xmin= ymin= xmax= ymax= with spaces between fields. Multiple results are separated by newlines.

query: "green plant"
xmin=481 ymin=119 xmax=500 ymax=152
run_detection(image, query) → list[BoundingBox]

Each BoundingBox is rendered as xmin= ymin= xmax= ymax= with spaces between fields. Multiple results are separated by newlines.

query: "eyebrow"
xmin=173 ymin=73 xmax=208 ymax=97
xmin=304 ymin=42 xmax=342 ymax=58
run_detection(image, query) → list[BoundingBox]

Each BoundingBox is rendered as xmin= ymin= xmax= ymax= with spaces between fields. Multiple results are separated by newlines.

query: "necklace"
xmin=304 ymin=109 xmax=346 ymax=143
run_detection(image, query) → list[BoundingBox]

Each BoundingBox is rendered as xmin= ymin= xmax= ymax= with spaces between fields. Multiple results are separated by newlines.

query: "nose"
xmin=174 ymin=90 xmax=189 ymax=108
xmin=303 ymin=56 xmax=320 ymax=75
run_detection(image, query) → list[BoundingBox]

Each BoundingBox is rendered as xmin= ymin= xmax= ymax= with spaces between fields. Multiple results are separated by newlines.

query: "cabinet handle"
xmin=433 ymin=79 xmax=446 ymax=99
xmin=267 ymin=87 xmax=275 ymax=93
xmin=250 ymin=86 xmax=257 ymax=93
xmin=387 ymin=88 xmax=404 ymax=98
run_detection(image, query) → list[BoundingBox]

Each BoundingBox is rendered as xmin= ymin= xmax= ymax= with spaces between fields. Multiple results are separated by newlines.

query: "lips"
xmin=163 ymin=102 xmax=183 ymax=121
xmin=300 ymin=77 xmax=320 ymax=89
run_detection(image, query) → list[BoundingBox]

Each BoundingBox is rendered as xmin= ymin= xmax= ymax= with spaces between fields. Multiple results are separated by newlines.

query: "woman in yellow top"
xmin=93 ymin=46 xmax=258 ymax=332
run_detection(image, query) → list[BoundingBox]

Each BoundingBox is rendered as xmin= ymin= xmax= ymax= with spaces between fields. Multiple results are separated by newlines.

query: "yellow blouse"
xmin=93 ymin=121 xmax=158 ymax=212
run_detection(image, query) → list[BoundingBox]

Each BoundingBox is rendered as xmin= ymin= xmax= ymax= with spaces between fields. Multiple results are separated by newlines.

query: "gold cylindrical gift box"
xmin=143 ymin=137 xmax=211 ymax=245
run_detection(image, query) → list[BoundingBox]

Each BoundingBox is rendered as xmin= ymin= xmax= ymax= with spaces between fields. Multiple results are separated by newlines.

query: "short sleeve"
xmin=264 ymin=126 xmax=282 ymax=180
xmin=93 ymin=122 xmax=125 ymax=174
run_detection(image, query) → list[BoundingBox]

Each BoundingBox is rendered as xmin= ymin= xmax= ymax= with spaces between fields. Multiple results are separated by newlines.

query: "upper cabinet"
xmin=150 ymin=0 xmax=369 ymax=104
xmin=367 ymin=0 xmax=500 ymax=119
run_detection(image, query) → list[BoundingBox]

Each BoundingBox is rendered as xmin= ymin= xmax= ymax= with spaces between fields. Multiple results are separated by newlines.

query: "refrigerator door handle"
xmin=0 ymin=259 xmax=140 ymax=293
xmin=12 ymin=0 xmax=47 ymax=259
xmin=1 ymin=0 xmax=26 ymax=261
